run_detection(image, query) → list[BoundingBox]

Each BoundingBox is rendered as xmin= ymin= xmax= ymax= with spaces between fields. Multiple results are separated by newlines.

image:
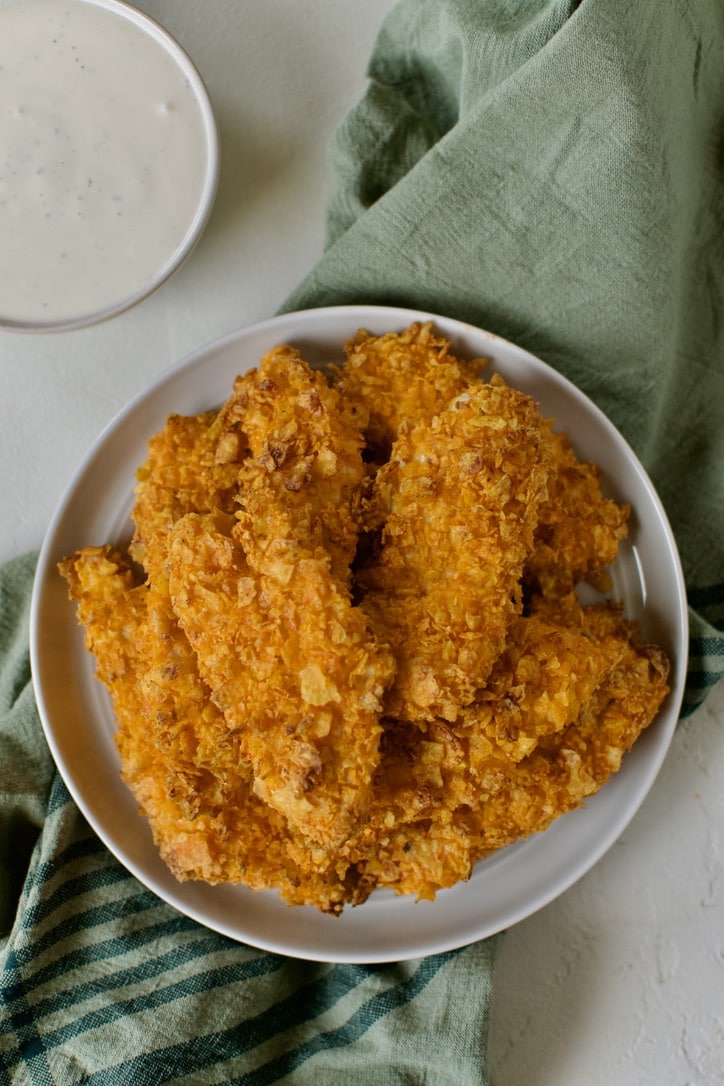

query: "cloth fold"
xmin=2 ymin=0 xmax=722 ymax=1082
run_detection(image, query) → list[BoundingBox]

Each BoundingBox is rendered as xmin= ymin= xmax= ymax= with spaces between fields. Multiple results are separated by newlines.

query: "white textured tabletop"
xmin=1 ymin=3 xmax=722 ymax=1082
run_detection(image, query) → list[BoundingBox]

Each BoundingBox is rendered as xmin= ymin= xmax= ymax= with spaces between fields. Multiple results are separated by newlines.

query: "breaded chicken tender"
xmin=164 ymin=347 xmax=394 ymax=848
xmin=346 ymin=598 xmax=669 ymax=901
xmin=467 ymin=611 xmax=623 ymax=762
xmin=59 ymin=546 xmax=152 ymax=784
xmin=136 ymin=579 xmax=366 ymax=912
xmin=168 ymin=511 xmax=394 ymax=849
xmin=60 ymin=546 xmax=362 ymax=913
xmin=357 ymin=375 xmax=551 ymax=721
xmin=230 ymin=345 xmax=368 ymax=583
xmin=528 ymin=429 xmax=630 ymax=596
xmin=462 ymin=606 xmax=670 ymax=853
xmin=332 ymin=322 xmax=486 ymax=457
xmin=130 ymin=412 xmax=243 ymax=588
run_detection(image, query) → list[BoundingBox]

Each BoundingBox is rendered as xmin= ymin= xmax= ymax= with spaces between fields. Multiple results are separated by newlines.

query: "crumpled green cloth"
xmin=2 ymin=1 xmax=723 ymax=1083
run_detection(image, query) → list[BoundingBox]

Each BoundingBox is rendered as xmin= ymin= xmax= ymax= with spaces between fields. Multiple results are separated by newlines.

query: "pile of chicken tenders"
xmin=61 ymin=323 xmax=670 ymax=913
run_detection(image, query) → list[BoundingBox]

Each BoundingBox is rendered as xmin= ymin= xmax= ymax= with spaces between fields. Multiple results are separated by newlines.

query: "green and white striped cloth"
xmin=2 ymin=0 xmax=722 ymax=1081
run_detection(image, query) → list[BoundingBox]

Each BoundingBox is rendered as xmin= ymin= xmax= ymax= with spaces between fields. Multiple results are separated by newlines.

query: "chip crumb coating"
xmin=345 ymin=597 xmax=670 ymax=901
xmin=231 ymin=344 xmax=368 ymax=584
xmin=332 ymin=321 xmax=486 ymax=456
xmin=60 ymin=545 xmax=364 ymax=913
xmin=165 ymin=347 xmax=394 ymax=849
xmin=529 ymin=429 xmax=630 ymax=596
xmin=58 ymin=322 xmax=671 ymax=914
xmin=357 ymin=375 xmax=551 ymax=722
xmin=130 ymin=411 xmax=243 ymax=590
xmin=468 ymin=611 xmax=623 ymax=762
xmin=58 ymin=547 xmax=151 ymax=782
xmin=168 ymin=510 xmax=394 ymax=850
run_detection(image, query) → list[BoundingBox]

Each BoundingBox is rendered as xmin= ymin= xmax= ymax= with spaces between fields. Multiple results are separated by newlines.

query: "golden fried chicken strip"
xmin=60 ymin=546 xmax=361 ymax=912
xmin=168 ymin=347 xmax=393 ymax=849
xmin=342 ymin=719 xmax=473 ymax=903
xmin=136 ymin=579 xmax=251 ymax=814
xmin=332 ymin=322 xmax=486 ymax=458
xmin=168 ymin=511 xmax=394 ymax=849
xmin=136 ymin=579 xmax=367 ymax=912
xmin=216 ymin=345 xmax=367 ymax=583
xmin=357 ymin=375 xmax=551 ymax=722
xmin=467 ymin=611 xmax=624 ymax=762
xmin=528 ymin=429 xmax=629 ymax=596
xmin=130 ymin=412 xmax=243 ymax=588
xmin=463 ymin=609 xmax=670 ymax=853
xmin=347 ymin=601 xmax=670 ymax=901
xmin=59 ymin=547 xmax=234 ymax=880
xmin=58 ymin=546 xmax=152 ymax=784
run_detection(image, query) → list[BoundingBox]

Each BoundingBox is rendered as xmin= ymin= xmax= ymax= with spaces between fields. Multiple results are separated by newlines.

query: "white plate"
xmin=30 ymin=305 xmax=688 ymax=962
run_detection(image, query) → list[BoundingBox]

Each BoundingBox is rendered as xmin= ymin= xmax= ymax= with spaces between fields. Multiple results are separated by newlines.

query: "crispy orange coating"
xmin=230 ymin=345 xmax=368 ymax=583
xmin=164 ymin=348 xmax=393 ymax=848
xmin=357 ymin=375 xmax=551 ymax=721
xmin=528 ymin=429 xmax=630 ymax=596
xmin=168 ymin=510 xmax=394 ymax=849
xmin=346 ymin=597 xmax=670 ymax=901
xmin=130 ymin=411 xmax=244 ymax=588
xmin=60 ymin=546 xmax=363 ymax=913
xmin=468 ymin=611 xmax=623 ymax=762
xmin=59 ymin=547 xmax=153 ymax=784
xmin=136 ymin=577 xmax=366 ymax=911
xmin=59 ymin=322 xmax=671 ymax=913
xmin=461 ymin=604 xmax=670 ymax=852
xmin=332 ymin=322 xmax=486 ymax=456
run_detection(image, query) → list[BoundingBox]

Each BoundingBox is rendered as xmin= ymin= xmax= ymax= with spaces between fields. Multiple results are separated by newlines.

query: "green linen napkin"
xmin=2 ymin=0 xmax=722 ymax=1083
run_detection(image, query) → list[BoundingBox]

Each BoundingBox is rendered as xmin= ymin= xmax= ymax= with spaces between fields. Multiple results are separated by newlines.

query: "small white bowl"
xmin=0 ymin=0 xmax=218 ymax=332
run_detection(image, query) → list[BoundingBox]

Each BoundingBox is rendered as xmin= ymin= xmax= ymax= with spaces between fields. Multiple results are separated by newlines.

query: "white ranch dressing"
xmin=0 ymin=0 xmax=216 ymax=329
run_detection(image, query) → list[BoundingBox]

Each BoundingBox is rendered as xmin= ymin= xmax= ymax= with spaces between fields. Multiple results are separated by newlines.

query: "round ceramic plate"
xmin=30 ymin=305 xmax=688 ymax=963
